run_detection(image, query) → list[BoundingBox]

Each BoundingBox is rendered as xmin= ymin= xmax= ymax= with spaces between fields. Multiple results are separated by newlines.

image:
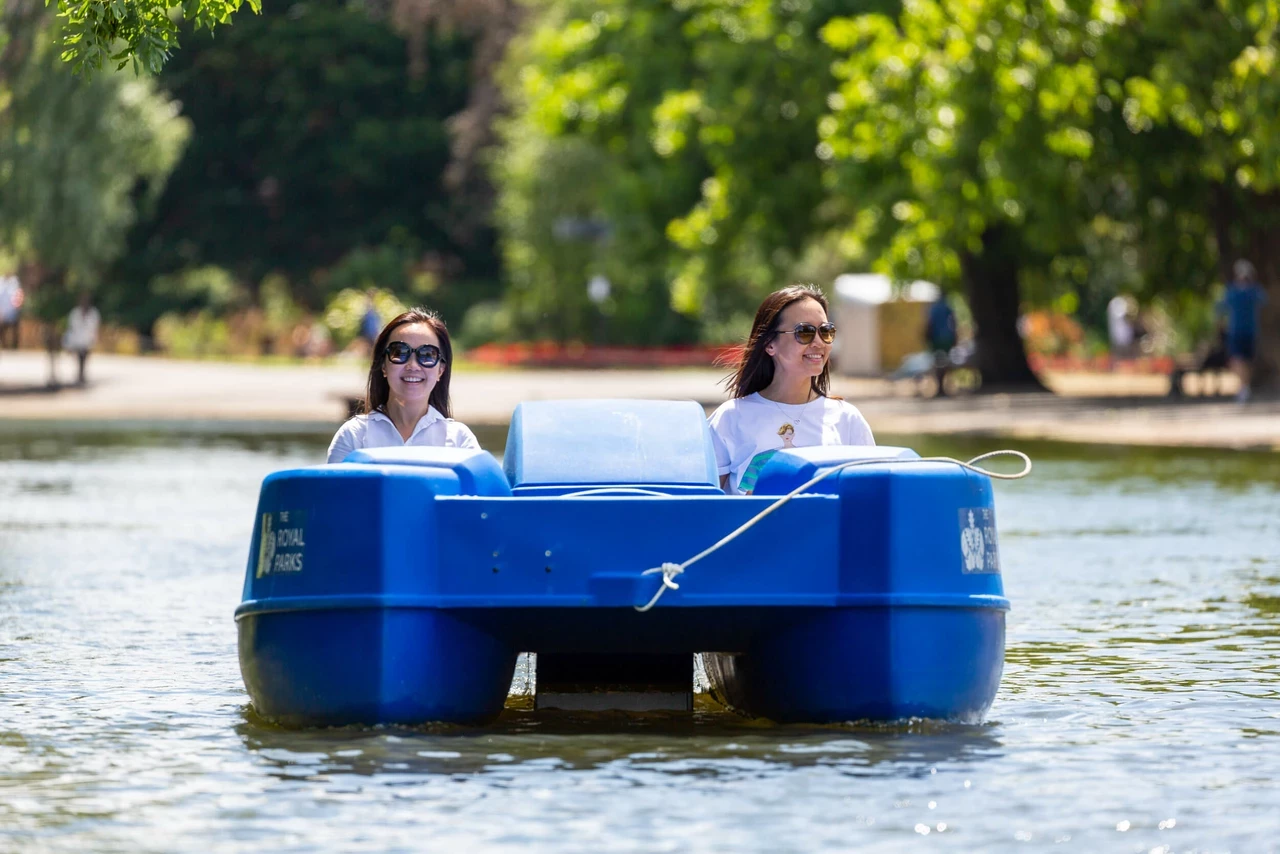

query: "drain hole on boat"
xmin=544 ymin=566 xmax=552 ymax=573
xmin=491 ymin=567 xmax=499 ymax=573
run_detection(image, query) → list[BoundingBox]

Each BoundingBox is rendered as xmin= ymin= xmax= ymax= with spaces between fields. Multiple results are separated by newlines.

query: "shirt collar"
xmin=370 ymin=405 xmax=444 ymax=434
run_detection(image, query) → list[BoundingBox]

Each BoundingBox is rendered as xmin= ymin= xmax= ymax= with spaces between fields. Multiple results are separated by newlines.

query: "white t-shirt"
xmin=327 ymin=406 xmax=481 ymax=463
xmin=708 ymin=393 xmax=875 ymax=494
xmin=1107 ymin=296 xmax=1133 ymax=347
xmin=64 ymin=306 xmax=100 ymax=351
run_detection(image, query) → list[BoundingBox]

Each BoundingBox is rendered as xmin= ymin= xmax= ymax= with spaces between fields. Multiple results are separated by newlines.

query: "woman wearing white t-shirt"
xmin=327 ymin=307 xmax=480 ymax=463
xmin=709 ymin=284 xmax=874 ymax=493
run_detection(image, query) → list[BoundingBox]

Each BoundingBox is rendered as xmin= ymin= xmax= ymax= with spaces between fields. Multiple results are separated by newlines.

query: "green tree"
xmin=1106 ymin=0 xmax=1280 ymax=388
xmin=110 ymin=0 xmax=502 ymax=333
xmin=497 ymin=0 xmax=885 ymax=344
xmin=496 ymin=0 xmax=712 ymax=343
xmin=820 ymin=0 xmax=1118 ymax=388
xmin=0 ymin=17 xmax=189 ymax=322
xmin=2 ymin=0 xmax=47 ymax=90
xmin=821 ymin=0 xmax=1280 ymax=389
xmin=47 ymin=0 xmax=259 ymax=74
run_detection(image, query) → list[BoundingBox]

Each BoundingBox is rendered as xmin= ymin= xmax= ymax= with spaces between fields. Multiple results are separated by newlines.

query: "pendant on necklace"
xmin=770 ymin=398 xmax=802 ymax=447
xmin=776 ymin=420 xmax=797 ymax=447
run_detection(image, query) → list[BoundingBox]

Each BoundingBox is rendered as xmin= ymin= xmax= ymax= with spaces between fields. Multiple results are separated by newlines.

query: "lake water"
xmin=1 ymin=425 xmax=1278 ymax=852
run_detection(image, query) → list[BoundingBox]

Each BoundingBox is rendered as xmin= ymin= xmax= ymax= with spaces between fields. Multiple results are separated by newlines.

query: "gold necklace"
xmin=761 ymin=390 xmax=813 ymax=433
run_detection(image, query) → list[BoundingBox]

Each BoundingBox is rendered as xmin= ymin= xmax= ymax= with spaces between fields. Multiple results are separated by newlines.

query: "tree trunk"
xmin=0 ymin=0 xmax=46 ymax=95
xmin=1247 ymin=198 xmax=1280 ymax=393
xmin=1209 ymin=183 xmax=1239 ymax=287
xmin=21 ymin=262 xmax=64 ymax=388
xmin=960 ymin=226 xmax=1048 ymax=392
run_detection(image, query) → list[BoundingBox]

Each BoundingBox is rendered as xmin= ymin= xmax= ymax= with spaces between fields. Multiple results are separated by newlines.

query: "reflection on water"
xmin=236 ymin=704 xmax=1004 ymax=780
xmin=1 ymin=424 xmax=1278 ymax=852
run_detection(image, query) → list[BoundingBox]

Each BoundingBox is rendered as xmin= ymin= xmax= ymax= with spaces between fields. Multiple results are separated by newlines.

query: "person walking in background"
xmin=64 ymin=292 xmax=101 ymax=386
xmin=925 ymin=295 xmax=958 ymax=354
xmin=360 ymin=290 xmax=382 ymax=352
xmin=0 ymin=273 xmax=22 ymax=349
xmin=1217 ymin=259 xmax=1267 ymax=402
xmin=924 ymin=295 xmax=957 ymax=396
xmin=1107 ymin=294 xmax=1135 ymax=368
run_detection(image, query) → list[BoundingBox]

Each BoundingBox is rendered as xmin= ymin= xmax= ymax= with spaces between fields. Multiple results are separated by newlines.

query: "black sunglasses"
xmin=775 ymin=321 xmax=837 ymax=345
xmin=384 ymin=341 xmax=443 ymax=367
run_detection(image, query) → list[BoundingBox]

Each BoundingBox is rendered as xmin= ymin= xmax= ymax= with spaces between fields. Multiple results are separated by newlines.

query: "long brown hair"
xmin=363 ymin=308 xmax=455 ymax=418
xmin=722 ymin=284 xmax=833 ymax=400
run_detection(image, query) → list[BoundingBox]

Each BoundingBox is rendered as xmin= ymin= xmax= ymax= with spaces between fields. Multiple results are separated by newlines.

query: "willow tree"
xmin=0 ymin=20 xmax=190 ymax=318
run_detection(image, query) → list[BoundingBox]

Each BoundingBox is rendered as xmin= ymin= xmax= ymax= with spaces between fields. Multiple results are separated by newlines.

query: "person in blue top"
xmin=925 ymin=296 xmax=958 ymax=353
xmin=360 ymin=290 xmax=382 ymax=350
xmin=924 ymin=296 xmax=958 ymax=396
xmin=1217 ymin=259 xmax=1268 ymax=402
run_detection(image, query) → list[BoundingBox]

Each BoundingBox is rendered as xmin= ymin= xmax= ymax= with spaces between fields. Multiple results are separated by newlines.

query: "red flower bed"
xmin=1027 ymin=353 xmax=1176 ymax=374
xmin=465 ymin=342 xmax=743 ymax=368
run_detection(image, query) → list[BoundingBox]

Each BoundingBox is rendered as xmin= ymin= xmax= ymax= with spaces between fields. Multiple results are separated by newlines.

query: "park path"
xmin=1 ymin=350 xmax=1277 ymax=450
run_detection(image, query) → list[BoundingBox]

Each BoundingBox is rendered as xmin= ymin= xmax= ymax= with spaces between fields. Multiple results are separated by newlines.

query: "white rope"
xmin=637 ymin=563 xmax=685 ymax=612
xmin=633 ymin=449 xmax=1032 ymax=612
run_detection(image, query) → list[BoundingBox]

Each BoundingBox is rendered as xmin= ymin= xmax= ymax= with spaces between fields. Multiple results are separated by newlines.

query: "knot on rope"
xmin=635 ymin=562 xmax=684 ymax=612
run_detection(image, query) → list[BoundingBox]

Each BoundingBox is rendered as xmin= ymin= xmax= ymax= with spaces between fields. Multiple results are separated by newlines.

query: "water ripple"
xmin=1 ymin=433 xmax=1279 ymax=852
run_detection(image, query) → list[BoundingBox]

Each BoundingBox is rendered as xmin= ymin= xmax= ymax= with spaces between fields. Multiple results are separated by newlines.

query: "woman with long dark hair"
xmin=709 ymin=284 xmax=874 ymax=493
xmin=326 ymin=307 xmax=480 ymax=463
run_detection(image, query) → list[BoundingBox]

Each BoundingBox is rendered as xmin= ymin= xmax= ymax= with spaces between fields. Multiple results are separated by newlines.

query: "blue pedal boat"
xmin=236 ymin=399 xmax=1009 ymax=726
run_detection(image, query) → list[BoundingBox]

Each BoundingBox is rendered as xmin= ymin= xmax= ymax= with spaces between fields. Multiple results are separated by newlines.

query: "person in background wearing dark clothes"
xmin=360 ymin=290 xmax=382 ymax=352
xmin=924 ymin=296 xmax=957 ymax=396
xmin=1217 ymin=259 xmax=1267 ymax=402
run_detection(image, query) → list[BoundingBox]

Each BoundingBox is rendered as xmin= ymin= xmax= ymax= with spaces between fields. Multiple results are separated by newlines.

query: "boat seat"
xmin=510 ymin=482 xmax=725 ymax=497
xmin=341 ymin=446 xmax=512 ymax=496
xmin=504 ymin=399 xmax=722 ymax=495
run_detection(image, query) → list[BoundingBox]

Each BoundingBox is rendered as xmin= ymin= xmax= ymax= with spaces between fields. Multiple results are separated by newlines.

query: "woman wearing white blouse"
xmin=327 ymin=307 xmax=480 ymax=463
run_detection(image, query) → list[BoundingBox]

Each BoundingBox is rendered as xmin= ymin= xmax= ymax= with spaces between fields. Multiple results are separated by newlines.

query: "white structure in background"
xmin=587 ymin=274 xmax=611 ymax=305
xmin=830 ymin=274 xmax=941 ymax=375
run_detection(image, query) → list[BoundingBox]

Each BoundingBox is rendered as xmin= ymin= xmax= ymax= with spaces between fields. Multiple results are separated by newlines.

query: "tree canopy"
xmin=25 ymin=0 xmax=1280 ymax=387
xmin=496 ymin=0 xmax=892 ymax=344
xmin=105 ymin=0 xmax=506 ymax=332
xmin=47 ymin=0 xmax=259 ymax=74
xmin=0 ymin=12 xmax=190 ymax=319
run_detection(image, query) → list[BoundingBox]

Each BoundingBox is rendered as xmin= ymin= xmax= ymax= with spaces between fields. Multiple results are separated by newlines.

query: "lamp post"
xmin=552 ymin=216 xmax=613 ymax=344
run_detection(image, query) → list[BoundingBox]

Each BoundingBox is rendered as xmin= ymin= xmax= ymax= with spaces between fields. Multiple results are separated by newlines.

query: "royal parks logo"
xmin=256 ymin=509 xmax=308 ymax=578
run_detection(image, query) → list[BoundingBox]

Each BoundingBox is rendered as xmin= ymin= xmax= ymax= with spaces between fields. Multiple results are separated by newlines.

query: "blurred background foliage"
xmin=2 ymin=0 xmax=1278 ymax=387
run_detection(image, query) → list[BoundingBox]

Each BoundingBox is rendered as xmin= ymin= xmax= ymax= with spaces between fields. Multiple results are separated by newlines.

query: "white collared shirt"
xmin=326 ymin=406 xmax=481 ymax=463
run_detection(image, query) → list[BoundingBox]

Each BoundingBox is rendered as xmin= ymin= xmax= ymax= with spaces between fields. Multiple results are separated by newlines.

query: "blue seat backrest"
xmin=503 ymin=399 xmax=720 ymax=493
xmin=342 ymin=446 xmax=512 ymax=496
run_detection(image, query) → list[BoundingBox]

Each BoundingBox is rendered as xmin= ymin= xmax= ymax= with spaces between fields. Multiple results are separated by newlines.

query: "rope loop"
xmin=631 ymin=449 xmax=1032 ymax=612
xmin=635 ymin=563 xmax=684 ymax=612
xmin=945 ymin=449 xmax=1032 ymax=480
